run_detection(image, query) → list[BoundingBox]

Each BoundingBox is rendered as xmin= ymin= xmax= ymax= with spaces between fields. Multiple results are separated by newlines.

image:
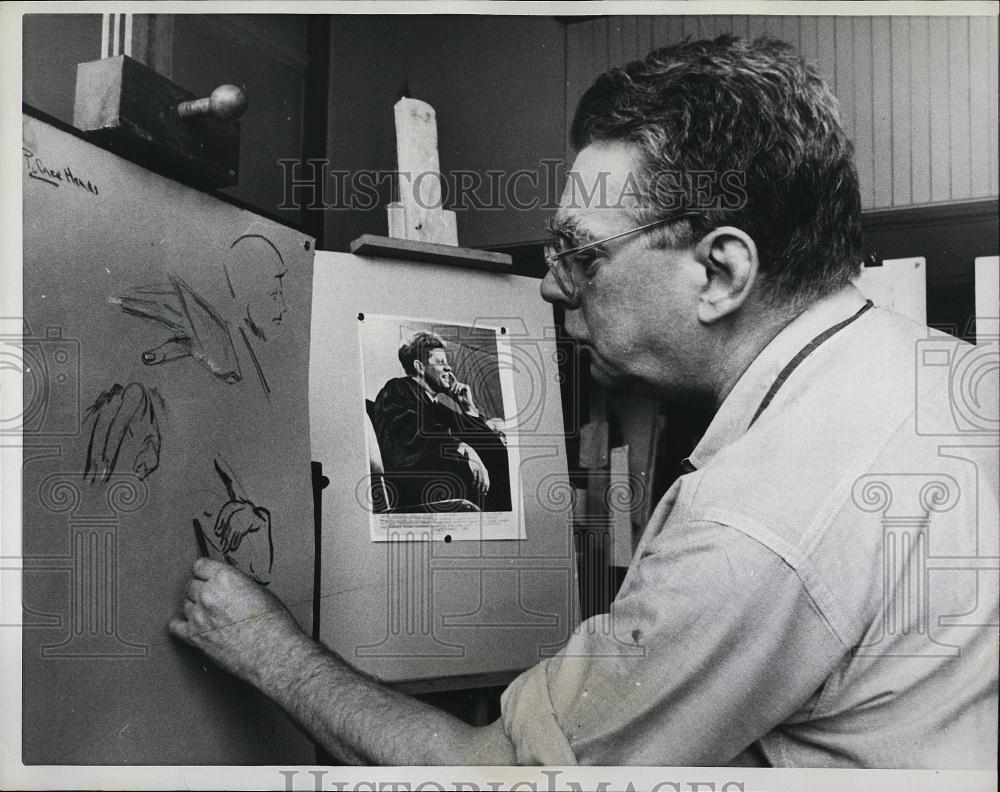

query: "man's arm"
xmin=168 ymin=558 xmax=517 ymax=765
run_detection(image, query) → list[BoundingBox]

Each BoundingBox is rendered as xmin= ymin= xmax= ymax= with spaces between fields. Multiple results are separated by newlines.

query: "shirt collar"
xmin=684 ymin=284 xmax=869 ymax=471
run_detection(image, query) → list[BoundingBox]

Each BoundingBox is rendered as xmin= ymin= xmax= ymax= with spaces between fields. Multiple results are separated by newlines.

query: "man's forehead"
xmin=556 ymin=140 xmax=646 ymax=237
xmin=427 ymin=348 xmax=448 ymax=362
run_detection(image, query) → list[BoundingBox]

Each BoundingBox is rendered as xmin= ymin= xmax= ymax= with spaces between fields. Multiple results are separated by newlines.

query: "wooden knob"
xmin=177 ymin=84 xmax=247 ymax=121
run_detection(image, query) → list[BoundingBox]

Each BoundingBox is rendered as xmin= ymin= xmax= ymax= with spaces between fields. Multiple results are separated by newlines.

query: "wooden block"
xmin=393 ymin=98 xmax=459 ymax=246
xmin=607 ymin=392 xmax=663 ymax=526
xmin=609 ymin=446 xmax=635 ymax=567
xmin=73 ymin=55 xmax=240 ymax=189
xmin=348 ymin=234 xmax=512 ymax=272
xmin=386 ymin=202 xmax=407 ymax=238
xmin=578 ymin=419 xmax=609 ymax=470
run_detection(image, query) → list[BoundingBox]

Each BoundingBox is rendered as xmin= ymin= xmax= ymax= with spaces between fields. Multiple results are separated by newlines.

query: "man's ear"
xmin=692 ymin=226 xmax=759 ymax=324
xmin=413 ymin=359 xmax=425 ymax=377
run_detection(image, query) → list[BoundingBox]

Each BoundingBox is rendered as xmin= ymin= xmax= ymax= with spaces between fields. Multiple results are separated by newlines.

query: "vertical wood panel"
xmin=891 ymin=17 xmax=912 ymax=206
xmin=701 ymin=16 xmax=734 ymax=40
xmin=968 ymin=17 xmax=993 ymax=197
xmin=608 ymin=16 xmax=624 ymax=67
xmin=989 ymin=19 xmax=999 ymax=196
xmin=565 ymin=21 xmax=594 ymax=164
xmin=781 ymin=15 xmax=801 ymax=48
xmin=747 ymin=16 xmax=768 ymax=41
xmin=681 ymin=16 xmax=700 ymax=40
xmin=835 ymin=17 xmax=856 ymax=144
xmin=747 ymin=14 xmax=767 ymax=39
xmin=816 ymin=18 xmax=837 ymax=100
xmin=621 ymin=15 xmax=639 ymax=62
xmin=948 ymin=17 xmax=972 ymax=199
xmin=928 ymin=17 xmax=951 ymax=202
xmin=763 ymin=15 xmax=786 ymax=41
xmin=730 ymin=15 xmax=750 ymax=39
xmin=618 ymin=16 xmax=638 ymax=62
xmin=872 ymin=17 xmax=894 ymax=207
xmin=800 ymin=15 xmax=819 ymax=69
xmin=652 ymin=16 xmax=684 ymax=47
xmin=635 ymin=15 xmax=653 ymax=56
xmin=853 ymin=17 xmax=875 ymax=208
xmin=910 ymin=16 xmax=932 ymax=203
xmin=592 ymin=16 xmax=610 ymax=73
xmin=564 ymin=14 xmax=999 ymax=210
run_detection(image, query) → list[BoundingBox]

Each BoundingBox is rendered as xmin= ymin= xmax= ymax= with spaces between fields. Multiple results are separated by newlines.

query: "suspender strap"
xmin=747 ymin=300 xmax=874 ymax=430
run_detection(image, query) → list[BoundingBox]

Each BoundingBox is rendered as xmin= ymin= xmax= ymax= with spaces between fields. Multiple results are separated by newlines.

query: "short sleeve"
xmin=499 ymin=520 xmax=847 ymax=765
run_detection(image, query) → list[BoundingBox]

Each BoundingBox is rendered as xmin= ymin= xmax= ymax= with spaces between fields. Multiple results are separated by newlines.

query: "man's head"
xmin=398 ymin=331 xmax=454 ymax=394
xmin=543 ymin=36 xmax=862 ymax=399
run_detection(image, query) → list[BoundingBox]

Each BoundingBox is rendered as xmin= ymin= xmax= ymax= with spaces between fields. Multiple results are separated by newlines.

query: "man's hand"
xmin=168 ymin=558 xmax=307 ymax=688
xmin=449 ymin=380 xmax=479 ymax=417
xmin=456 ymin=441 xmax=491 ymax=498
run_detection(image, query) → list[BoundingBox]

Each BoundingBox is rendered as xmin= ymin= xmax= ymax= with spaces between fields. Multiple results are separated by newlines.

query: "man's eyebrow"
xmin=544 ymin=216 xmax=588 ymax=241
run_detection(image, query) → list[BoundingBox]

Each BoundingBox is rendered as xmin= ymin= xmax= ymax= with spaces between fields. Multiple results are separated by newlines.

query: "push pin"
xmin=177 ymin=84 xmax=248 ymax=121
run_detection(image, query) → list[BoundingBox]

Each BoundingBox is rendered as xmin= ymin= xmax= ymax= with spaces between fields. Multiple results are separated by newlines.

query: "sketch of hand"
xmin=84 ymin=382 xmax=164 ymax=483
xmin=114 ymin=274 xmax=242 ymax=385
xmin=194 ymin=455 xmax=274 ymax=585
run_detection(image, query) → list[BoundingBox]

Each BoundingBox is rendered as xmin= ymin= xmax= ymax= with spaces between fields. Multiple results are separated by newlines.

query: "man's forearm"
xmin=257 ymin=633 xmax=517 ymax=765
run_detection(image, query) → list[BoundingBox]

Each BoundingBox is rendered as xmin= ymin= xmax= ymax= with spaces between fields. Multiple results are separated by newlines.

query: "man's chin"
xmin=587 ymin=352 xmax=625 ymax=388
xmin=587 ymin=352 xmax=666 ymax=399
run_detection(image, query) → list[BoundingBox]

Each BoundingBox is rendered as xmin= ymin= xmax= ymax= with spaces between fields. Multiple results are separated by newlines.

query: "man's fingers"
xmin=192 ymin=556 xmax=224 ymax=580
xmin=185 ymin=579 xmax=204 ymax=602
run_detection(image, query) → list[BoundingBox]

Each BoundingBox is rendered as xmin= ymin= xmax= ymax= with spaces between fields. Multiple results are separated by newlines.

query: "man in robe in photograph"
xmin=367 ymin=330 xmax=511 ymax=513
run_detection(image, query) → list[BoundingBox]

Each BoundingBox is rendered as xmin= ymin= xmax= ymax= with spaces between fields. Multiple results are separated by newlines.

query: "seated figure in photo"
xmin=367 ymin=330 xmax=511 ymax=513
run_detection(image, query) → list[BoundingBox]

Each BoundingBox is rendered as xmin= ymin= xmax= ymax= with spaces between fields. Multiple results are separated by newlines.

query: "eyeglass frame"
xmin=543 ymin=210 xmax=699 ymax=305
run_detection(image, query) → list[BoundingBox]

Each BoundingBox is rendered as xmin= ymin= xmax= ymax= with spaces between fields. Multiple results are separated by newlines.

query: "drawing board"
xmin=311 ymin=251 xmax=579 ymax=686
xmin=19 ymin=114 xmax=316 ymax=764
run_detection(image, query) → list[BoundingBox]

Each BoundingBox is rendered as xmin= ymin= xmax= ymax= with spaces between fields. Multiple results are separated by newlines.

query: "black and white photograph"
xmin=358 ymin=314 xmax=523 ymax=540
xmin=2 ymin=3 xmax=998 ymax=791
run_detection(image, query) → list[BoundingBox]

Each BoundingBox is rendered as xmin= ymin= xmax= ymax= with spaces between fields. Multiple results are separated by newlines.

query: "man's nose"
xmin=540 ymin=269 xmax=579 ymax=309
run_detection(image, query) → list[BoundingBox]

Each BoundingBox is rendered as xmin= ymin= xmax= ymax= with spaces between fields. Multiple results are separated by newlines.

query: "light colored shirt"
xmin=500 ymin=285 xmax=999 ymax=767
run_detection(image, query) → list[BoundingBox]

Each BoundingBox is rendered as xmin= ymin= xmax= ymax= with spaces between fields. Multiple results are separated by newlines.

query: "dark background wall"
xmin=324 ymin=15 xmax=566 ymax=250
xmin=22 ymin=13 xmax=310 ymax=228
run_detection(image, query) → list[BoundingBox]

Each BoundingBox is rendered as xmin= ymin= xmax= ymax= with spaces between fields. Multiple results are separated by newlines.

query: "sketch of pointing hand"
xmin=113 ymin=274 xmax=242 ymax=385
xmin=194 ymin=455 xmax=274 ymax=585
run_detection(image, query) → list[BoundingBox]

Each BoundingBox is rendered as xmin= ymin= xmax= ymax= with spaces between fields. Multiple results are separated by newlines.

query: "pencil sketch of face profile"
xmin=224 ymin=233 xmax=289 ymax=343
xmin=84 ymin=382 xmax=165 ymax=483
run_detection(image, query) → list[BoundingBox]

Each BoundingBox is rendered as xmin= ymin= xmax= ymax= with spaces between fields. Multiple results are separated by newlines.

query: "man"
xmin=169 ymin=36 xmax=997 ymax=766
xmin=367 ymin=330 xmax=511 ymax=512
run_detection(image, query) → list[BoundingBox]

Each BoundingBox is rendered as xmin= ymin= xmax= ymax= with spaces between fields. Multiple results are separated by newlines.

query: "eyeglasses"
xmin=543 ymin=211 xmax=698 ymax=305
